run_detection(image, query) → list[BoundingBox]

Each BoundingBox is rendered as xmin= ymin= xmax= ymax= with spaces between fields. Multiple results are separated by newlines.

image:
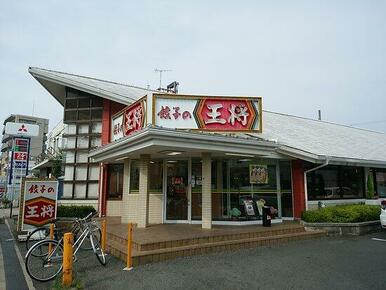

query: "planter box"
xmin=302 ymin=220 xmax=382 ymax=236
xmin=365 ymin=199 xmax=384 ymax=206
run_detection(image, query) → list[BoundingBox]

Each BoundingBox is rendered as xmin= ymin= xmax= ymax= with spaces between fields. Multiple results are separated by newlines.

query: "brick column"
xmin=137 ymin=154 xmax=150 ymax=228
xmin=121 ymin=159 xmax=130 ymax=223
xmin=202 ymin=152 xmax=212 ymax=229
xmin=292 ymin=160 xmax=305 ymax=219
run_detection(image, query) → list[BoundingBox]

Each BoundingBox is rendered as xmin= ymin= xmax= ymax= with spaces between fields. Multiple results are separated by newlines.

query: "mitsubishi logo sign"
xmin=5 ymin=122 xmax=39 ymax=137
xmin=18 ymin=124 xmax=28 ymax=132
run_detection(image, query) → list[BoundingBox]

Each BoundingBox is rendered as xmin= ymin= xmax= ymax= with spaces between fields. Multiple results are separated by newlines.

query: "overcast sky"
xmin=1 ymin=0 xmax=385 ymax=132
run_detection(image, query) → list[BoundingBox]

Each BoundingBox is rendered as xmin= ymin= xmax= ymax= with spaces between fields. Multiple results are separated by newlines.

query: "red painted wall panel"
xmin=292 ymin=160 xmax=305 ymax=219
xmin=100 ymin=99 xmax=126 ymax=215
xmin=101 ymin=99 xmax=111 ymax=146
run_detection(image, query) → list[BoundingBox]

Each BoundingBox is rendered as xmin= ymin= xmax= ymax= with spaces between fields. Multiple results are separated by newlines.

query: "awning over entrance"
xmin=89 ymin=126 xmax=286 ymax=163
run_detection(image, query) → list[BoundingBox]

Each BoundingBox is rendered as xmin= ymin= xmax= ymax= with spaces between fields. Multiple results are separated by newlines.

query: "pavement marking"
xmin=371 ymin=238 xmax=386 ymax=242
xmin=5 ymin=219 xmax=36 ymax=290
xmin=0 ymin=243 xmax=7 ymax=290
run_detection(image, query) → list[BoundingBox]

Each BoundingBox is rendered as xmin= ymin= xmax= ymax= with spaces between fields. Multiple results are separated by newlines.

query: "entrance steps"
xmin=106 ymin=223 xmax=325 ymax=266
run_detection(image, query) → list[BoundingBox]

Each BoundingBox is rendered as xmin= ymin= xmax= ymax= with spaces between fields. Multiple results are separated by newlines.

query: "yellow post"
xmin=101 ymin=219 xmax=107 ymax=252
xmin=62 ymin=233 xmax=73 ymax=287
xmin=48 ymin=223 xmax=54 ymax=254
xmin=123 ymin=223 xmax=133 ymax=271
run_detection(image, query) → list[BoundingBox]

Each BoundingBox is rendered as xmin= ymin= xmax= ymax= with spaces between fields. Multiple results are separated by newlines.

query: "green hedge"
xmin=57 ymin=205 xmax=96 ymax=218
xmin=301 ymin=204 xmax=380 ymax=223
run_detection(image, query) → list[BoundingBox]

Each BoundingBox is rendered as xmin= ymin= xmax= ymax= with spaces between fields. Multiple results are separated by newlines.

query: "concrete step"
xmin=106 ymin=230 xmax=326 ymax=266
xmin=107 ymin=224 xmax=307 ymax=252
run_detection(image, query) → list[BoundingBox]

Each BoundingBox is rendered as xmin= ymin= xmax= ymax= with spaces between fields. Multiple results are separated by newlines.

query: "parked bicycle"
xmin=25 ymin=212 xmax=106 ymax=282
xmin=25 ymin=213 xmax=101 ymax=254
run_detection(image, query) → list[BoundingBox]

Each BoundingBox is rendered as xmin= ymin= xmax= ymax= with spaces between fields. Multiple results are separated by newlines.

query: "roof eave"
xmin=89 ymin=127 xmax=280 ymax=162
xmin=28 ymin=67 xmax=139 ymax=106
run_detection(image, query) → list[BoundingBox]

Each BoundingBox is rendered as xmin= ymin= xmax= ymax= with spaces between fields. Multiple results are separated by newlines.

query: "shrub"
xmin=57 ymin=205 xmax=96 ymax=218
xmin=301 ymin=204 xmax=380 ymax=223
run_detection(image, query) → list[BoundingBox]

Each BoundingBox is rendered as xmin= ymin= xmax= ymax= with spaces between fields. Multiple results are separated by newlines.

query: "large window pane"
xmin=227 ymin=159 xmax=277 ymax=221
xmin=149 ymin=161 xmax=163 ymax=192
xmin=307 ymin=165 xmax=364 ymax=200
xmin=280 ymin=161 xmax=293 ymax=217
xmin=107 ymin=164 xmax=123 ymax=200
xmin=375 ymin=170 xmax=386 ymax=198
xmin=130 ymin=160 xmax=139 ymax=192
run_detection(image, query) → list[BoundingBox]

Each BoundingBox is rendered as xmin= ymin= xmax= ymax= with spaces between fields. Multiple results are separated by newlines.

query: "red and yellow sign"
xmin=18 ymin=178 xmax=58 ymax=231
xmin=153 ymin=94 xmax=262 ymax=132
xmin=24 ymin=197 xmax=56 ymax=226
xmin=111 ymin=98 xmax=146 ymax=141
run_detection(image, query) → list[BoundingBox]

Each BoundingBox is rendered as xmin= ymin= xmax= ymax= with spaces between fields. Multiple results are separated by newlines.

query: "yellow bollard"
xmin=62 ymin=233 xmax=73 ymax=287
xmin=123 ymin=223 xmax=133 ymax=271
xmin=48 ymin=223 xmax=54 ymax=254
xmin=101 ymin=219 xmax=107 ymax=252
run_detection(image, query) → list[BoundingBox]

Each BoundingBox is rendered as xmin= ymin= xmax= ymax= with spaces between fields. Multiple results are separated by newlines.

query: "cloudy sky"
xmin=1 ymin=0 xmax=385 ymax=132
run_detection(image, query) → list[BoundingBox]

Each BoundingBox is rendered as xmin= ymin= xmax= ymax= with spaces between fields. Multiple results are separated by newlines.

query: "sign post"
xmin=4 ymin=122 xmax=39 ymax=218
xmin=17 ymin=178 xmax=58 ymax=233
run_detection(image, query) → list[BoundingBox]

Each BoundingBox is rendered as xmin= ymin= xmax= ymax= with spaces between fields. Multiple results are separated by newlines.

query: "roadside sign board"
xmin=5 ymin=122 xmax=39 ymax=137
xmin=17 ymin=178 xmax=58 ymax=231
xmin=0 ymin=177 xmax=6 ymax=199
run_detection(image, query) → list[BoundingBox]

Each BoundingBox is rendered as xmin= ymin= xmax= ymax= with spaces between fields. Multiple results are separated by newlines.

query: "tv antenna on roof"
xmin=154 ymin=68 xmax=171 ymax=90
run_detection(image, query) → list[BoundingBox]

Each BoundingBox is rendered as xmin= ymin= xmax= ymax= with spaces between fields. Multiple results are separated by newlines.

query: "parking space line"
xmin=371 ymin=238 xmax=386 ymax=242
xmin=4 ymin=219 xmax=36 ymax=290
xmin=0 ymin=244 xmax=6 ymax=290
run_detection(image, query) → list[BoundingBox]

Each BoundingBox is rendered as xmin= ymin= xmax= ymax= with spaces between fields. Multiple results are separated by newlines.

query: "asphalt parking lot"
xmin=21 ymin=230 xmax=386 ymax=290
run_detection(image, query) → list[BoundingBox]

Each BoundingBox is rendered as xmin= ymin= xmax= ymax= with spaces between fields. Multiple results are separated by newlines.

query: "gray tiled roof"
xmin=29 ymin=67 xmax=386 ymax=165
xmin=29 ymin=67 xmax=156 ymax=105
xmin=250 ymin=111 xmax=386 ymax=164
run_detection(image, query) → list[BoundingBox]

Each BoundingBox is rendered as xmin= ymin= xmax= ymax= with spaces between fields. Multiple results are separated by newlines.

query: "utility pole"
xmin=154 ymin=69 xmax=171 ymax=90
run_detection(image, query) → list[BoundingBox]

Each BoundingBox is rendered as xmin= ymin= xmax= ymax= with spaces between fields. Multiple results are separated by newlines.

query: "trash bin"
xmin=262 ymin=206 xmax=271 ymax=227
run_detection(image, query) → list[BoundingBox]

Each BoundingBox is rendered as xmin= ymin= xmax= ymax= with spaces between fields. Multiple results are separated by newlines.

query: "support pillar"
xmin=202 ymin=152 xmax=212 ymax=229
xmin=292 ymin=160 xmax=305 ymax=219
xmin=137 ymin=154 xmax=150 ymax=228
xmin=121 ymin=159 xmax=130 ymax=224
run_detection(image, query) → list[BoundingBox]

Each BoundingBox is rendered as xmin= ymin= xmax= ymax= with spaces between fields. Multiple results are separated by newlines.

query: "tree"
xmin=51 ymin=151 xmax=63 ymax=178
xmin=367 ymin=171 xmax=375 ymax=199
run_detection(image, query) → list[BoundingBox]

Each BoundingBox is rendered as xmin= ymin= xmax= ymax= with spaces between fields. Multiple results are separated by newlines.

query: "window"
xmin=64 ymin=111 xmax=77 ymax=121
xmin=91 ymin=109 xmax=102 ymax=120
xmin=78 ymin=98 xmax=90 ymax=108
xmin=374 ymin=169 xmax=386 ymax=198
xmin=130 ymin=161 xmax=139 ymax=192
xmin=280 ymin=161 xmax=293 ymax=217
xmin=91 ymin=97 xmax=103 ymax=107
xmin=78 ymin=110 xmax=90 ymax=120
xmin=149 ymin=161 xmax=163 ymax=192
xmin=65 ymin=99 xmax=77 ymax=109
xmin=107 ymin=164 xmax=123 ymax=200
xmin=307 ymin=165 xmax=364 ymax=200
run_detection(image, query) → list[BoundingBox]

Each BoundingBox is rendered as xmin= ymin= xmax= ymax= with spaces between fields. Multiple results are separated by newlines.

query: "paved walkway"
xmin=27 ymin=230 xmax=386 ymax=290
xmin=0 ymin=221 xmax=31 ymax=290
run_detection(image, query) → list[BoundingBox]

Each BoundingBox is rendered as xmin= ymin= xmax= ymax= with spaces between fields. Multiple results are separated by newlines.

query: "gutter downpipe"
xmin=303 ymin=157 xmax=330 ymax=211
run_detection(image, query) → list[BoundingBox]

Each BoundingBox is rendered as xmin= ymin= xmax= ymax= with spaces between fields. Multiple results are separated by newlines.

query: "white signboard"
xmin=5 ymin=122 xmax=39 ymax=137
xmin=111 ymin=114 xmax=124 ymax=141
xmin=19 ymin=179 xmax=58 ymax=231
xmin=153 ymin=94 xmax=262 ymax=132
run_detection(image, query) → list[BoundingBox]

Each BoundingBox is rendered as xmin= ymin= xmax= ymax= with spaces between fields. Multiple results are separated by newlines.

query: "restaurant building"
xmin=29 ymin=67 xmax=386 ymax=229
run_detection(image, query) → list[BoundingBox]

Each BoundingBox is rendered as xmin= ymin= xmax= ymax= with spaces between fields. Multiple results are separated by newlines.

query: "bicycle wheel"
xmin=25 ymin=239 xmax=63 ymax=282
xmin=80 ymin=226 xmax=101 ymax=251
xmin=26 ymin=227 xmax=50 ymax=254
xmin=90 ymin=230 xmax=106 ymax=266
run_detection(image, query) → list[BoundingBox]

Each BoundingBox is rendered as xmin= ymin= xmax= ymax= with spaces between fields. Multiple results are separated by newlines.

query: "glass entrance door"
xmin=165 ymin=160 xmax=189 ymax=221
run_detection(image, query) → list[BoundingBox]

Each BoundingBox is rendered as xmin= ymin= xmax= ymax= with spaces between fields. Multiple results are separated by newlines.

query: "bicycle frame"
xmin=44 ymin=222 xmax=93 ymax=263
